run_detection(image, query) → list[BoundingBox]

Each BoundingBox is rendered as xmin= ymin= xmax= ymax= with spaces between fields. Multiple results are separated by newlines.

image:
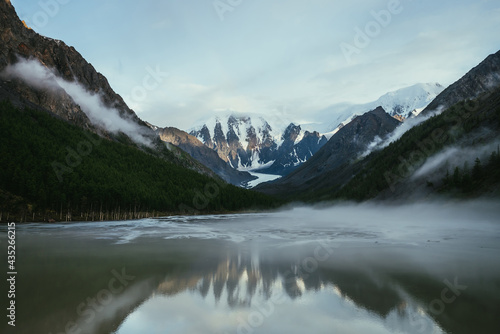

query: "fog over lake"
xmin=2 ymin=200 xmax=499 ymax=334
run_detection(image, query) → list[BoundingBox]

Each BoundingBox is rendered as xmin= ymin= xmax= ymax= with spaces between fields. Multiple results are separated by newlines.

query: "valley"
xmin=1 ymin=1 xmax=499 ymax=334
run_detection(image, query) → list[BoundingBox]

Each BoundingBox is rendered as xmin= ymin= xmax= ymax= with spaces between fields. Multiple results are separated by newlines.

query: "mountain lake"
xmin=1 ymin=201 xmax=499 ymax=334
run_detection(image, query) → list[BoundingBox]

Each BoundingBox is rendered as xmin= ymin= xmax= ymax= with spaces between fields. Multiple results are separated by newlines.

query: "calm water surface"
xmin=1 ymin=201 xmax=500 ymax=334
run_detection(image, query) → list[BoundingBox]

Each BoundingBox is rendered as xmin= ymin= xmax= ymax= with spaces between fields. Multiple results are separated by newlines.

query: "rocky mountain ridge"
xmin=256 ymin=50 xmax=500 ymax=200
xmin=190 ymin=115 xmax=328 ymax=176
xmin=316 ymin=83 xmax=444 ymax=137
xmin=0 ymin=0 xmax=226 ymax=180
xmin=156 ymin=126 xmax=256 ymax=186
xmin=423 ymin=50 xmax=500 ymax=114
xmin=0 ymin=0 xmax=144 ymax=131
xmin=257 ymin=106 xmax=401 ymax=196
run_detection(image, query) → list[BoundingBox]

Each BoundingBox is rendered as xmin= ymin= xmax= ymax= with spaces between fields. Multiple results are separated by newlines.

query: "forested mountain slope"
xmin=317 ymin=87 xmax=500 ymax=202
xmin=0 ymin=102 xmax=279 ymax=222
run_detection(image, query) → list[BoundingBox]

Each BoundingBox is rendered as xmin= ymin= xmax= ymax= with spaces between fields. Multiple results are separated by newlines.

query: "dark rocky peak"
xmin=368 ymin=106 xmax=387 ymax=116
xmin=282 ymin=123 xmax=301 ymax=142
xmin=258 ymin=125 xmax=328 ymax=176
xmin=256 ymin=106 xmax=401 ymax=195
xmin=229 ymin=114 xmax=251 ymax=123
xmin=261 ymin=119 xmax=272 ymax=131
xmin=226 ymin=122 xmax=240 ymax=144
xmin=295 ymin=131 xmax=328 ymax=159
xmin=227 ymin=115 xmax=239 ymax=130
xmin=246 ymin=125 xmax=259 ymax=151
xmin=260 ymin=120 xmax=273 ymax=144
xmin=301 ymin=131 xmax=327 ymax=145
xmin=0 ymin=0 xmax=146 ymax=130
xmin=343 ymin=106 xmax=399 ymax=138
xmin=1 ymin=0 xmax=24 ymax=33
xmin=213 ymin=121 xmax=227 ymax=143
xmin=227 ymin=115 xmax=251 ymax=133
xmin=246 ymin=125 xmax=256 ymax=137
xmin=423 ymin=50 xmax=500 ymax=114
xmin=199 ymin=125 xmax=213 ymax=147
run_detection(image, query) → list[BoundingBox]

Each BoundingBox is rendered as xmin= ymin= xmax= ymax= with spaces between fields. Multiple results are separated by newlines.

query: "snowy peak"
xmin=189 ymin=114 xmax=327 ymax=175
xmin=282 ymin=123 xmax=301 ymax=142
xmin=190 ymin=114 xmax=281 ymax=169
xmin=321 ymin=82 xmax=445 ymax=134
xmin=192 ymin=113 xmax=279 ymax=148
xmin=376 ymin=83 xmax=444 ymax=118
xmin=187 ymin=83 xmax=443 ymax=175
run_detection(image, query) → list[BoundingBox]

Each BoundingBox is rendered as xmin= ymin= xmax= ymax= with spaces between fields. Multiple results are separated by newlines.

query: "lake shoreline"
xmin=0 ymin=208 xmax=273 ymax=224
xmin=3 ymin=203 xmax=499 ymax=334
xmin=3 ymin=196 xmax=499 ymax=224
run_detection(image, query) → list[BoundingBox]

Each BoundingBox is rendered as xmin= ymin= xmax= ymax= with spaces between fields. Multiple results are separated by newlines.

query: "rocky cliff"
xmin=157 ymin=126 xmax=256 ymax=186
xmin=259 ymin=124 xmax=328 ymax=175
xmin=190 ymin=115 xmax=327 ymax=175
xmin=0 ymin=0 xmax=149 ymax=133
xmin=0 ymin=0 xmax=222 ymax=180
xmin=423 ymin=50 xmax=500 ymax=113
xmin=257 ymin=107 xmax=401 ymax=196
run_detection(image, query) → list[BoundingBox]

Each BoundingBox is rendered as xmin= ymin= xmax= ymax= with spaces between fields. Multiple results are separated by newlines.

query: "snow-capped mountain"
xmin=256 ymin=107 xmax=402 ymax=196
xmin=315 ymin=83 xmax=445 ymax=136
xmin=377 ymin=83 xmax=445 ymax=117
xmin=188 ymin=83 xmax=443 ymax=176
xmin=189 ymin=114 xmax=327 ymax=175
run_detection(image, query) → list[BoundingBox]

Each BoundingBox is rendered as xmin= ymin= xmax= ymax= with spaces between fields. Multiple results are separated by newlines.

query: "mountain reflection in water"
xmin=2 ymin=202 xmax=499 ymax=334
xmin=118 ymin=251 xmax=445 ymax=334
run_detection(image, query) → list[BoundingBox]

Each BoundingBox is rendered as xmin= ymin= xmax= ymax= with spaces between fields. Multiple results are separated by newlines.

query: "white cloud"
xmin=12 ymin=0 xmax=500 ymax=131
xmin=360 ymin=107 xmax=445 ymax=158
xmin=1 ymin=58 xmax=153 ymax=146
xmin=412 ymin=137 xmax=500 ymax=180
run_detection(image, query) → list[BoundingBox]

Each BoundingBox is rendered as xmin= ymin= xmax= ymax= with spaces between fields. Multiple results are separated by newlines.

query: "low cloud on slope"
xmin=1 ymin=58 xmax=152 ymax=146
xmin=412 ymin=137 xmax=500 ymax=181
xmin=359 ymin=107 xmax=445 ymax=158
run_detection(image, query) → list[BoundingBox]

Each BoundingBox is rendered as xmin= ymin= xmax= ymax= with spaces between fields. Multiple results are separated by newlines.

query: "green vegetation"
xmin=316 ymin=87 xmax=500 ymax=201
xmin=441 ymin=149 xmax=500 ymax=195
xmin=0 ymin=101 xmax=279 ymax=222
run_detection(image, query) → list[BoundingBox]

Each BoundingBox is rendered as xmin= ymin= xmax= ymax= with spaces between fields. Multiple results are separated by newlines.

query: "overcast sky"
xmin=11 ymin=0 xmax=500 ymax=130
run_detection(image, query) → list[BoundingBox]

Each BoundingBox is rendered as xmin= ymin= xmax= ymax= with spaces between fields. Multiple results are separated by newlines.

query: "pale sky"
xmin=11 ymin=0 xmax=500 ymax=130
